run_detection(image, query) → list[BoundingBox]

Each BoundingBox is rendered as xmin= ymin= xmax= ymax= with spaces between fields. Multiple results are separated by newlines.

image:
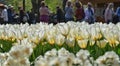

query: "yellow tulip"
xmin=75 ymin=35 xmax=83 ymax=40
xmin=97 ymin=40 xmax=108 ymax=48
xmin=34 ymin=39 xmax=40 ymax=44
xmin=31 ymin=37 xmax=40 ymax=45
xmin=93 ymin=33 xmax=102 ymax=41
xmin=48 ymin=39 xmax=55 ymax=45
xmin=98 ymin=33 xmax=102 ymax=40
xmin=3 ymin=36 xmax=8 ymax=40
xmin=23 ymin=34 xmax=28 ymax=38
xmin=77 ymin=39 xmax=88 ymax=49
xmin=89 ymin=40 xmax=95 ymax=46
xmin=8 ymin=37 xmax=15 ymax=41
xmin=1 ymin=34 xmax=5 ymax=40
xmin=107 ymin=38 xmax=119 ymax=47
xmin=11 ymin=38 xmax=16 ymax=42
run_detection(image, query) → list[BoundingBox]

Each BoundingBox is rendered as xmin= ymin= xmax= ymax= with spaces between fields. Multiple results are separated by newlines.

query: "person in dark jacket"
xmin=19 ymin=7 xmax=24 ymax=23
xmin=29 ymin=9 xmax=36 ymax=24
xmin=56 ymin=6 xmax=64 ymax=23
xmin=7 ymin=5 xmax=13 ymax=23
xmin=75 ymin=2 xmax=85 ymax=22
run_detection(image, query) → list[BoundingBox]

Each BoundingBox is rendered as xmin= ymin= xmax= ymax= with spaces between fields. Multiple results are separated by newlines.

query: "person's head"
xmin=0 ymin=6 xmax=5 ymax=9
xmin=66 ymin=1 xmax=71 ymax=7
xmin=41 ymin=1 xmax=45 ymax=7
xmin=0 ymin=4 xmax=4 ymax=7
xmin=108 ymin=3 xmax=114 ymax=9
xmin=8 ymin=5 xmax=11 ymax=9
xmin=75 ymin=2 xmax=81 ymax=8
xmin=11 ymin=6 xmax=14 ymax=9
xmin=2 ymin=5 xmax=8 ymax=9
xmin=87 ymin=2 xmax=92 ymax=8
xmin=18 ymin=7 xmax=23 ymax=10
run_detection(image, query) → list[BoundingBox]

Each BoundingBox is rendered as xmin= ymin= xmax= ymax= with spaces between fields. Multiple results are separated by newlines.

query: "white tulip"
xmin=3 ymin=57 xmax=30 ymax=66
xmin=76 ymin=49 xmax=90 ymax=61
xmin=65 ymin=37 xmax=75 ymax=47
xmin=0 ymin=53 xmax=8 ymax=66
xmin=9 ymin=44 xmax=33 ymax=59
xmin=55 ymin=34 xmax=65 ymax=46
xmin=96 ymin=51 xmax=120 ymax=66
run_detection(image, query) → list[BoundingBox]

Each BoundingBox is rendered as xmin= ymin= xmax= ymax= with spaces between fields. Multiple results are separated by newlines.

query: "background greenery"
xmin=5 ymin=0 xmax=63 ymax=12
xmin=45 ymin=0 xmax=62 ymax=13
xmin=6 ymin=0 xmax=32 ymax=11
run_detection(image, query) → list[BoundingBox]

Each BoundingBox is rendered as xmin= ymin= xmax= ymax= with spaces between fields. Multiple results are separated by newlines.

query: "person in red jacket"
xmin=75 ymin=2 xmax=85 ymax=22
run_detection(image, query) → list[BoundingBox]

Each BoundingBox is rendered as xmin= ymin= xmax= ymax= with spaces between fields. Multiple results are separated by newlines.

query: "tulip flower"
xmin=96 ymin=40 xmax=108 ymax=48
xmin=77 ymin=39 xmax=88 ymax=49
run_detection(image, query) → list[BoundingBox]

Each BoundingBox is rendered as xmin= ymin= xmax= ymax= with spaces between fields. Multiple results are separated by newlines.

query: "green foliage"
xmin=0 ymin=40 xmax=16 ymax=53
xmin=0 ymin=39 xmax=120 ymax=63
xmin=6 ymin=0 xmax=32 ymax=11
xmin=45 ymin=0 xmax=62 ymax=13
xmin=25 ymin=0 xmax=32 ymax=11
xmin=5 ymin=0 xmax=62 ymax=12
xmin=29 ymin=41 xmax=120 ymax=63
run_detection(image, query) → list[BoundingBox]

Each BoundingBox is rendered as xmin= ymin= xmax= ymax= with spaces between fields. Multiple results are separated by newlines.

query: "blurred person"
xmin=56 ymin=6 xmax=64 ymax=23
xmin=63 ymin=0 xmax=68 ymax=11
xmin=1 ymin=5 xmax=8 ymax=24
xmin=19 ymin=7 xmax=24 ymax=23
xmin=65 ymin=1 xmax=74 ymax=22
xmin=104 ymin=3 xmax=114 ymax=24
xmin=7 ymin=5 xmax=14 ymax=23
xmin=103 ymin=4 xmax=108 ymax=17
xmin=29 ymin=9 xmax=36 ymax=24
xmin=75 ymin=2 xmax=85 ymax=22
xmin=0 ymin=4 xmax=4 ymax=23
xmin=13 ymin=13 xmax=19 ymax=24
xmin=49 ymin=12 xmax=57 ymax=24
xmin=23 ymin=11 xmax=29 ymax=23
xmin=39 ymin=1 xmax=50 ymax=23
xmin=112 ymin=13 xmax=119 ymax=24
xmin=116 ymin=7 xmax=120 ymax=22
xmin=85 ymin=2 xmax=95 ymax=24
xmin=26 ymin=11 xmax=30 ymax=22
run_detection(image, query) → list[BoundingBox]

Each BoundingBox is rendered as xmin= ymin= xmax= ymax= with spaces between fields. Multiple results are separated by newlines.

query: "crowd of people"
xmin=39 ymin=1 xmax=120 ymax=24
xmin=0 ymin=1 xmax=120 ymax=24
xmin=0 ymin=4 xmax=37 ymax=24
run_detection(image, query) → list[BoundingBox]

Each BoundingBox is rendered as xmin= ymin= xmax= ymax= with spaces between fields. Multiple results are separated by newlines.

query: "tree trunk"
xmin=31 ymin=0 xmax=43 ymax=13
xmin=31 ymin=0 xmax=44 ymax=22
xmin=63 ymin=0 xmax=68 ymax=11
xmin=23 ymin=0 xmax=25 ymax=11
xmin=31 ymin=0 xmax=37 ymax=13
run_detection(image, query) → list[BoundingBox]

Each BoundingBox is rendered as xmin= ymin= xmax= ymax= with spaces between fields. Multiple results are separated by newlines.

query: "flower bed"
xmin=0 ymin=22 xmax=120 ymax=66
